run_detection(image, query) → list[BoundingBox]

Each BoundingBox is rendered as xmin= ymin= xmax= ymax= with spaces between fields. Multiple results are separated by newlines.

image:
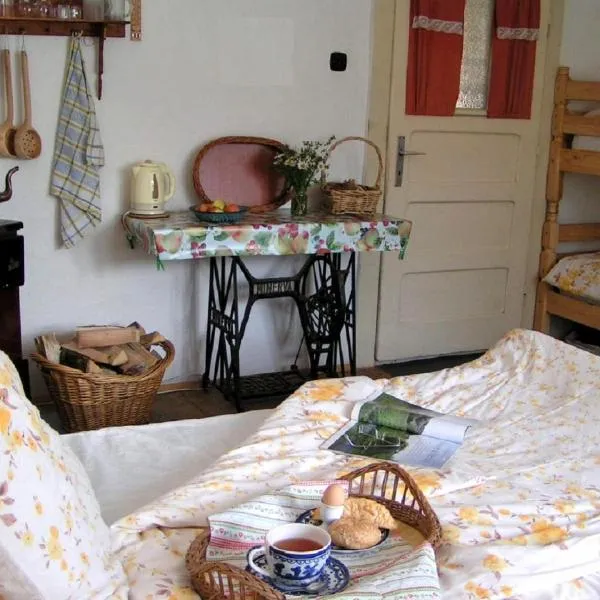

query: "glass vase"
xmin=291 ymin=188 xmax=308 ymax=217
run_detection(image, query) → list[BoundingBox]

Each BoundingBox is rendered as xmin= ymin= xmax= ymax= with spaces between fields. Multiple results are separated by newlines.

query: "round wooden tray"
xmin=185 ymin=462 xmax=441 ymax=600
xmin=192 ymin=136 xmax=290 ymax=214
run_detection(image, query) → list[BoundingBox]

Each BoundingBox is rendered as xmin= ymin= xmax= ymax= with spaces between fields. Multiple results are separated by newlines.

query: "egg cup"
xmin=320 ymin=502 xmax=344 ymax=526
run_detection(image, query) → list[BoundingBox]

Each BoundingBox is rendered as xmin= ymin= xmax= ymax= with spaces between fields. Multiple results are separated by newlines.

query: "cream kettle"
xmin=130 ymin=160 xmax=176 ymax=216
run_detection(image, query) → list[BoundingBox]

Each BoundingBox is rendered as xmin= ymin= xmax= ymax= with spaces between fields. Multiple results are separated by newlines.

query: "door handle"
xmin=395 ymin=136 xmax=426 ymax=187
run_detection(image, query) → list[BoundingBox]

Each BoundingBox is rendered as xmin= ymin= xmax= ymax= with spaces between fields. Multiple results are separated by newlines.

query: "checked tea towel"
xmin=50 ymin=36 xmax=104 ymax=248
xmin=206 ymin=480 xmax=440 ymax=599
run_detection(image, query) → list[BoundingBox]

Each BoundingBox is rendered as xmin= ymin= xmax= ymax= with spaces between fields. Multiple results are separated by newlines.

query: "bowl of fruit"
xmin=191 ymin=199 xmax=248 ymax=224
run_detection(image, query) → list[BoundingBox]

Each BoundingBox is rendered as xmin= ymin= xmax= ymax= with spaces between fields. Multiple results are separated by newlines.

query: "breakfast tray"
xmin=186 ymin=462 xmax=441 ymax=600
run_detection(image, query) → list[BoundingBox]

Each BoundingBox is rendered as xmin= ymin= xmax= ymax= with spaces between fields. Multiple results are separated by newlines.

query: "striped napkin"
xmin=50 ymin=36 xmax=104 ymax=249
xmin=207 ymin=481 xmax=440 ymax=599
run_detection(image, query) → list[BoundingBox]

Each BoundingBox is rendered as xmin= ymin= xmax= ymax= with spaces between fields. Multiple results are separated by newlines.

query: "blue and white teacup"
xmin=247 ymin=523 xmax=331 ymax=588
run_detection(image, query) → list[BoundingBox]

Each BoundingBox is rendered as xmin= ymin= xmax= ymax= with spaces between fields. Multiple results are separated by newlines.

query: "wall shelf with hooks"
xmin=0 ymin=17 xmax=128 ymax=38
xmin=0 ymin=0 xmax=142 ymax=99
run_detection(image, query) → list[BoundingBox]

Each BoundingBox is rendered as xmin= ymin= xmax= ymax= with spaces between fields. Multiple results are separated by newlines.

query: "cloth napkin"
xmin=50 ymin=36 xmax=104 ymax=249
xmin=207 ymin=480 xmax=440 ymax=600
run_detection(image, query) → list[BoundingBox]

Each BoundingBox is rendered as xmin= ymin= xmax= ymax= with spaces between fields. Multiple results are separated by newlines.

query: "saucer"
xmin=246 ymin=552 xmax=349 ymax=596
xmin=296 ymin=509 xmax=389 ymax=555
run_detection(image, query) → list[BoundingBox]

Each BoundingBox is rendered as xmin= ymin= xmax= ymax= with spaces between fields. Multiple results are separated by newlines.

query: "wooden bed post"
xmin=534 ymin=67 xmax=569 ymax=333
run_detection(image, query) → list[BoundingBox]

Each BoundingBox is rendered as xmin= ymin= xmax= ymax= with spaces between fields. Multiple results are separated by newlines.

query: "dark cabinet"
xmin=0 ymin=220 xmax=29 ymax=396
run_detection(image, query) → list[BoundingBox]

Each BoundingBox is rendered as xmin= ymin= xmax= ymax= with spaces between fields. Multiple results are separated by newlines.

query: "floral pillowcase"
xmin=0 ymin=351 xmax=128 ymax=599
xmin=544 ymin=252 xmax=600 ymax=305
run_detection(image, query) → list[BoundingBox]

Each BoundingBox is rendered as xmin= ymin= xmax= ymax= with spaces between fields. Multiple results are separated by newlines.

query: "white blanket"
xmin=110 ymin=330 xmax=600 ymax=599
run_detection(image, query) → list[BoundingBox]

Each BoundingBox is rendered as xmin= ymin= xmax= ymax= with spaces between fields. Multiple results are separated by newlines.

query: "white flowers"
xmin=273 ymin=136 xmax=335 ymax=192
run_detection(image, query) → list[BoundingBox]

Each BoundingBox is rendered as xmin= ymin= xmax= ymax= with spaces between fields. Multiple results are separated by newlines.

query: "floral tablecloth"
xmin=123 ymin=209 xmax=411 ymax=262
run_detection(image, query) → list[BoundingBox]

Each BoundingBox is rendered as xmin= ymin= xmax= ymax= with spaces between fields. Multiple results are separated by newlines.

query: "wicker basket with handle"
xmin=185 ymin=461 xmax=441 ymax=599
xmin=31 ymin=340 xmax=175 ymax=432
xmin=321 ymin=136 xmax=384 ymax=215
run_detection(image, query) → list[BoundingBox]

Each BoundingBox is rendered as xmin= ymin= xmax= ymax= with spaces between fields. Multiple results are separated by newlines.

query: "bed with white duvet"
xmin=108 ymin=329 xmax=600 ymax=599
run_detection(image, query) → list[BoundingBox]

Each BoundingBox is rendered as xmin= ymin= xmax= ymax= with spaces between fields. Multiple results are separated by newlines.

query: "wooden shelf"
xmin=0 ymin=1 xmax=142 ymax=99
xmin=0 ymin=17 xmax=128 ymax=37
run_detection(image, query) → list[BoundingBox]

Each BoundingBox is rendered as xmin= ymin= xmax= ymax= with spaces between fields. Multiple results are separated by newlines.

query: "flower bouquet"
xmin=273 ymin=136 xmax=334 ymax=216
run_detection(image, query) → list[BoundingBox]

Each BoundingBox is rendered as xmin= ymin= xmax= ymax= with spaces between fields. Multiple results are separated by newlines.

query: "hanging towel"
xmin=50 ymin=36 xmax=104 ymax=248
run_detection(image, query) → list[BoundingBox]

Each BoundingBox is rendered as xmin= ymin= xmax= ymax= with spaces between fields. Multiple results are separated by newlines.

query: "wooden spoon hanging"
xmin=14 ymin=50 xmax=41 ymax=160
xmin=0 ymin=49 xmax=17 ymax=158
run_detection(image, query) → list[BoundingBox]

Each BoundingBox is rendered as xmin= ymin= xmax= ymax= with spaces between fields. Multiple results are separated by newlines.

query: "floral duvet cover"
xmin=111 ymin=329 xmax=600 ymax=599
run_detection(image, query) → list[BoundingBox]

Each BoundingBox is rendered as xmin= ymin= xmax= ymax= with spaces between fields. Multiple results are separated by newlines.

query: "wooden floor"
xmin=41 ymin=357 xmax=480 ymax=432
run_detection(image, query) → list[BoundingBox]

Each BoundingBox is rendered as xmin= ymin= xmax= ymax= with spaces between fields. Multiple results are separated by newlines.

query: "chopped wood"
xmin=140 ymin=331 xmax=166 ymax=346
xmin=75 ymin=326 xmax=141 ymax=349
xmin=128 ymin=321 xmax=147 ymax=335
xmin=34 ymin=334 xmax=61 ymax=363
xmin=61 ymin=342 xmax=128 ymax=367
xmin=59 ymin=347 xmax=103 ymax=374
xmin=117 ymin=342 xmax=159 ymax=376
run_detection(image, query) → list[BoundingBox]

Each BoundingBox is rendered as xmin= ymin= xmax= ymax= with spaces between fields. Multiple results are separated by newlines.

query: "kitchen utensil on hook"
xmin=0 ymin=38 xmax=16 ymax=157
xmin=14 ymin=45 xmax=41 ymax=159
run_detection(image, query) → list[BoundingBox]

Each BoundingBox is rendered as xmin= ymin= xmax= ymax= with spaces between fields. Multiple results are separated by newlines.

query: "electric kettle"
xmin=130 ymin=160 xmax=176 ymax=217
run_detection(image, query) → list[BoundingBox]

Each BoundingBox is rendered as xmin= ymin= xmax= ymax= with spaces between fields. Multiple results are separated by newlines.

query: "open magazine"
xmin=322 ymin=393 xmax=477 ymax=468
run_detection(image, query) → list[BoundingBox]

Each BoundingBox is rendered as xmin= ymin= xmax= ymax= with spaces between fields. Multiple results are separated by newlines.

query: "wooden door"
xmin=376 ymin=0 xmax=551 ymax=361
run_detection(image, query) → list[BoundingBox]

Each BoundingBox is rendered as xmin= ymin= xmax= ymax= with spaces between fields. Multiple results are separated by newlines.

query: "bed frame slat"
xmin=546 ymin=288 xmax=600 ymax=329
xmin=563 ymin=114 xmax=600 ymax=136
xmin=560 ymin=149 xmax=600 ymax=175
xmin=566 ymin=80 xmax=600 ymax=101
xmin=559 ymin=223 xmax=600 ymax=243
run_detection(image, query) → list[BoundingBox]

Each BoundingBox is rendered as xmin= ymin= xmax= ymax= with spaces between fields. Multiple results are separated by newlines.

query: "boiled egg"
xmin=322 ymin=483 xmax=346 ymax=507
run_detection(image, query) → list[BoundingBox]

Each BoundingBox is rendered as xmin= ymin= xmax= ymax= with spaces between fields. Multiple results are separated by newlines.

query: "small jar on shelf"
xmin=82 ymin=0 xmax=103 ymax=19
xmin=38 ymin=0 xmax=53 ymax=17
xmin=0 ymin=0 xmax=15 ymax=17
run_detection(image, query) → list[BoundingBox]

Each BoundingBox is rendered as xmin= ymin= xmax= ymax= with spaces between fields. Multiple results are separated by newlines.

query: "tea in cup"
xmin=247 ymin=523 xmax=331 ymax=588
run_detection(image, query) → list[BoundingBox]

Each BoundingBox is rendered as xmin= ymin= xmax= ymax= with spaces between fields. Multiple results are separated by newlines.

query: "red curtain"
xmin=406 ymin=0 xmax=466 ymax=116
xmin=487 ymin=0 xmax=541 ymax=119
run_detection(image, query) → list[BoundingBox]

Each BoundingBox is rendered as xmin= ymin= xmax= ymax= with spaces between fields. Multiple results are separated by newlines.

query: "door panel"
xmin=406 ymin=202 xmax=514 ymax=254
xmin=376 ymin=1 xmax=549 ymax=361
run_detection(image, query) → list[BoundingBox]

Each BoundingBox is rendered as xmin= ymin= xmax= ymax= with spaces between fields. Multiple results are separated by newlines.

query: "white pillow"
xmin=0 ymin=351 xmax=129 ymax=599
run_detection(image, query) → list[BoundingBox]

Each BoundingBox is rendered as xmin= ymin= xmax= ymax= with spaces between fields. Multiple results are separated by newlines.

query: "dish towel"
xmin=207 ymin=480 xmax=440 ymax=599
xmin=50 ymin=36 xmax=104 ymax=249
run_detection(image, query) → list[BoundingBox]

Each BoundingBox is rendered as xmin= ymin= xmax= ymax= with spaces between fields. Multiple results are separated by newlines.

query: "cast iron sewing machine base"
xmin=202 ymin=253 xmax=357 ymax=411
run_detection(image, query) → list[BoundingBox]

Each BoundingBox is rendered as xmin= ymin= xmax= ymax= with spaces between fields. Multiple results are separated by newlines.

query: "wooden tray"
xmin=192 ymin=136 xmax=290 ymax=214
xmin=185 ymin=462 xmax=441 ymax=600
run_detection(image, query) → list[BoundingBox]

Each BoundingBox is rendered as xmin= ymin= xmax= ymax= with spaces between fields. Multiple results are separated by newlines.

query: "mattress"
xmin=109 ymin=330 xmax=600 ymax=599
xmin=63 ymin=410 xmax=272 ymax=525
xmin=543 ymin=251 xmax=600 ymax=304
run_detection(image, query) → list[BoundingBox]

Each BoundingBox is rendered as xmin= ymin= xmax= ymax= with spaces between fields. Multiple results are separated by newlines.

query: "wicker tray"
xmin=193 ymin=136 xmax=290 ymax=214
xmin=321 ymin=136 xmax=383 ymax=215
xmin=186 ymin=462 xmax=441 ymax=600
xmin=31 ymin=340 xmax=175 ymax=432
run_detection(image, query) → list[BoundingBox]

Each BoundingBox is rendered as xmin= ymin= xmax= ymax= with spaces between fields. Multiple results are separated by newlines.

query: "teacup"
xmin=247 ymin=523 xmax=331 ymax=588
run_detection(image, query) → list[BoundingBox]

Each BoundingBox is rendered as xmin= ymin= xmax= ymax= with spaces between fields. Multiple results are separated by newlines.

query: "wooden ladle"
xmin=0 ymin=49 xmax=16 ymax=158
xmin=14 ymin=50 xmax=41 ymax=160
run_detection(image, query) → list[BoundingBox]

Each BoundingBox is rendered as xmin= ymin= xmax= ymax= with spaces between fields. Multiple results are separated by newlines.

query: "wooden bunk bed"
xmin=534 ymin=66 xmax=600 ymax=333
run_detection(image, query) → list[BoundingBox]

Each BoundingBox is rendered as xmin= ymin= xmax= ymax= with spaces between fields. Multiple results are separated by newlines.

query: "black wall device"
xmin=330 ymin=52 xmax=347 ymax=72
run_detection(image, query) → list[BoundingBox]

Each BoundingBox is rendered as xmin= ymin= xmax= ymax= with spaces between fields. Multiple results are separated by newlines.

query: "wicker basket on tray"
xmin=185 ymin=462 xmax=441 ymax=600
xmin=321 ymin=136 xmax=384 ymax=215
xmin=31 ymin=340 xmax=175 ymax=433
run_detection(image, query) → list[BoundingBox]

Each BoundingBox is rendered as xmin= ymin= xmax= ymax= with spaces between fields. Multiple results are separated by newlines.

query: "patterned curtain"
xmin=406 ymin=0 xmax=467 ymax=116
xmin=487 ymin=0 xmax=541 ymax=119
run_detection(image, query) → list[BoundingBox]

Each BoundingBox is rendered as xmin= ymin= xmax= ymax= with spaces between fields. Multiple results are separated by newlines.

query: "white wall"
xmin=1 ymin=0 xmax=374 ymax=399
xmin=559 ymin=0 xmax=600 ymax=227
